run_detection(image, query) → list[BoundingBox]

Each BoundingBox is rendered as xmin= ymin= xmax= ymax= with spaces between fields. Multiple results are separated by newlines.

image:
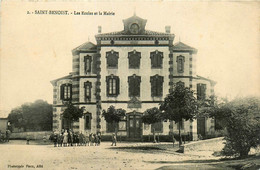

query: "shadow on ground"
xmin=109 ymin=144 xmax=180 ymax=154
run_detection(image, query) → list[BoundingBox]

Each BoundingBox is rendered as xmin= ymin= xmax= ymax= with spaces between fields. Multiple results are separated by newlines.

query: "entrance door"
xmin=128 ymin=114 xmax=142 ymax=139
xmin=197 ymin=117 xmax=206 ymax=137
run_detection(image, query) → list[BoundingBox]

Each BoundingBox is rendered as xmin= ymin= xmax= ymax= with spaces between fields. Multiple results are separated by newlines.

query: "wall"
xmin=9 ymin=131 xmax=52 ymax=140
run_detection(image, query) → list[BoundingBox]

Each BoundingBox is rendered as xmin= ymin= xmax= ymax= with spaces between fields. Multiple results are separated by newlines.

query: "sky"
xmin=0 ymin=1 xmax=259 ymax=117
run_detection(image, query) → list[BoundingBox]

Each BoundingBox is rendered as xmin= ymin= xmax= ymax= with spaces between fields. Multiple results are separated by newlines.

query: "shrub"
xmin=220 ymin=97 xmax=260 ymax=158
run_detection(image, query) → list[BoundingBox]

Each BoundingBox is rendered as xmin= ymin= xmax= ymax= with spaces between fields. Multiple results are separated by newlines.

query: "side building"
xmin=51 ymin=14 xmax=216 ymax=141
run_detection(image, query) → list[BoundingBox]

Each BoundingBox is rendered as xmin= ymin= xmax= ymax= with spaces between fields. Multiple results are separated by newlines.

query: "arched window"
xmin=128 ymin=50 xmax=141 ymax=69
xmin=150 ymin=50 xmax=163 ymax=68
xmin=84 ymin=81 xmax=92 ymax=101
xmin=177 ymin=55 xmax=185 ymax=73
xmin=150 ymin=75 xmax=164 ymax=97
xmin=84 ymin=55 xmax=92 ymax=73
xmin=197 ymin=83 xmax=207 ymax=100
xmin=106 ymin=75 xmax=120 ymax=96
xmin=60 ymin=84 xmax=72 ymax=101
xmin=106 ymin=50 xmax=119 ymax=68
xmin=128 ymin=74 xmax=141 ymax=97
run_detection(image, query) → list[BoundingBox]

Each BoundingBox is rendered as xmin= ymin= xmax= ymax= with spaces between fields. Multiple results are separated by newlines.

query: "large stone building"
xmin=51 ymin=14 xmax=216 ymax=141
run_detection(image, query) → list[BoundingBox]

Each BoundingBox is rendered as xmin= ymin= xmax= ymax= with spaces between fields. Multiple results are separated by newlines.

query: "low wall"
xmin=10 ymin=131 xmax=52 ymax=140
xmin=181 ymin=137 xmax=224 ymax=153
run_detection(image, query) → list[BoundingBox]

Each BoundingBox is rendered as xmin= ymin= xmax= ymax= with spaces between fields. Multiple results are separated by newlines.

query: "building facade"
xmin=51 ymin=14 xmax=216 ymax=141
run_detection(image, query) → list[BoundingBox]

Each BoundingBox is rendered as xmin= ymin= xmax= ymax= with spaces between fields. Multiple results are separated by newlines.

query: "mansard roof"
xmin=173 ymin=42 xmax=197 ymax=53
xmin=72 ymin=41 xmax=97 ymax=55
xmin=196 ymin=75 xmax=217 ymax=85
xmin=50 ymin=74 xmax=72 ymax=86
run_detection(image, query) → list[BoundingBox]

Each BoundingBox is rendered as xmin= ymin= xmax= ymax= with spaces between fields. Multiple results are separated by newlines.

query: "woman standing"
xmin=63 ymin=130 xmax=68 ymax=147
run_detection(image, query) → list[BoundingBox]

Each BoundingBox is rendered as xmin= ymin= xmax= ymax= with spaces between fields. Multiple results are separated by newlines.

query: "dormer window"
xmin=128 ymin=50 xmax=141 ymax=69
xmin=106 ymin=50 xmax=119 ymax=68
xmin=150 ymin=50 xmax=163 ymax=68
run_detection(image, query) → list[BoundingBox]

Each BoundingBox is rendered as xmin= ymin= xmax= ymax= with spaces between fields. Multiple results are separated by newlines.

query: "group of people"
xmin=49 ymin=130 xmax=101 ymax=147
xmin=0 ymin=130 xmax=10 ymax=143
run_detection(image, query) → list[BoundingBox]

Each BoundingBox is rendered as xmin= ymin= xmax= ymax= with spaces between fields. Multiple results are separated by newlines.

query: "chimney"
xmin=165 ymin=26 xmax=171 ymax=33
xmin=98 ymin=26 xmax=102 ymax=34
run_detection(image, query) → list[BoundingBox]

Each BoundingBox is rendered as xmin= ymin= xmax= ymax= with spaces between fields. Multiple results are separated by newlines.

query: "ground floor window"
xmin=106 ymin=122 xmax=119 ymax=133
xmin=151 ymin=121 xmax=163 ymax=133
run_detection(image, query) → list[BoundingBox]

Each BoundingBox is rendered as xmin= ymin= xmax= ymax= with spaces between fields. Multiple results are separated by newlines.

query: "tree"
xmin=8 ymin=100 xmax=53 ymax=131
xmin=160 ymin=84 xmax=199 ymax=146
xmin=102 ymin=106 xmax=126 ymax=137
xmin=142 ymin=107 xmax=163 ymax=143
xmin=208 ymin=97 xmax=260 ymax=158
xmin=61 ymin=102 xmax=85 ymax=130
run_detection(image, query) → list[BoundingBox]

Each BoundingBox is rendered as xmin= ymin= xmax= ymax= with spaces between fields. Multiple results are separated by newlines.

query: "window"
xmin=60 ymin=84 xmax=72 ymax=101
xmin=106 ymin=50 xmax=119 ymax=68
xmin=151 ymin=121 xmax=163 ymax=133
xmin=85 ymin=113 xmax=92 ymax=130
xmin=150 ymin=75 xmax=164 ymax=97
xmin=150 ymin=50 xmax=163 ymax=68
xmin=84 ymin=55 xmax=92 ymax=73
xmin=144 ymin=123 xmax=150 ymax=130
xmin=177 ymin=119 xmax=184 ymax=130
xmin=106 ymin=75 xmax=120 ymax=97
xmin=128 ymin=50 xmax=141 ymax=68
xmin=177 ymin=55 xmax=185 ymax=73
xmin=128 ymin=74 xmax=141 ymax=97
xmin=84 ymin=81 xmax=92 ymax=101
xmin=106 ymin=122 xmax=119 ymax=133
xmin=197 ymin=83 xmax=207 ymax=100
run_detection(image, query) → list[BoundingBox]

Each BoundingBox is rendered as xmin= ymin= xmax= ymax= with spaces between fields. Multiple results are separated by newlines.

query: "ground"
xmin=0 ymin=140 xmax=259 ymax=170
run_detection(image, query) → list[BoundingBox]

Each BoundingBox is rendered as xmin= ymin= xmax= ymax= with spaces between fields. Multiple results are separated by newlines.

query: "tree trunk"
xmin=153 ymin=128 xmax=157 ymax=143
xmin=115 ymin=122 xmax=118 ymax=139
xmin=240 ymin=147 xmax=250 ymax=158
xmin=179 ymin=120 xmax=182 ymax=147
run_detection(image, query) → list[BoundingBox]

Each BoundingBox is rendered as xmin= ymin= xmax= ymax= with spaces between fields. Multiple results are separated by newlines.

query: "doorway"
xmin=127 ymin=113 xmax=142 ymax=139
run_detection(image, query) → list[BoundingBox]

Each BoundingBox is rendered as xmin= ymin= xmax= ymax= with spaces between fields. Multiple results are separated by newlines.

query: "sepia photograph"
xmin=0 ymin=1 xmax=259 ymax=169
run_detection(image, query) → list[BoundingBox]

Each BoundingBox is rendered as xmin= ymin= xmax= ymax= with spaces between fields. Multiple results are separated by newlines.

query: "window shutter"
xmin=197 ymin=84 xmax=201 ymax=100
xmin=150 ymin=76 xmax=155 ymax=97
xmin=128 ymin=76 xmax=133 ymax=97
xmin=92 ymin=55 xmax=97 ymax=74
xmin=150 ymin=54 xmax=154 ymax=68
xmin=158 ymin=76 xmax=164 ymax=96
xmin=60 ymin=84 xmax=65 ymax=100
xmin=116 ymin=77 xmax=120 ymax=95
xmin=202 ymin=84 xmax=206 ymax=100
xmin=106 ymin=76 xmax=109 ymax=96
xmin=69 ymin=84 xmax=72 ymax=99
xmin=136 ymin=77 xmax=141 ymax=97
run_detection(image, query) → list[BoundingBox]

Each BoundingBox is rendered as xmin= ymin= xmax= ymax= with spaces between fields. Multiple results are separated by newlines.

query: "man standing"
xmin=111 ymin=133 xmax=117 ymax=146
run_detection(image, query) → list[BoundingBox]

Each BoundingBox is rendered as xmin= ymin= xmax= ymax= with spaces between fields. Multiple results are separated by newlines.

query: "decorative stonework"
xmin=127 ymin=97 xmax=142 ymax=108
